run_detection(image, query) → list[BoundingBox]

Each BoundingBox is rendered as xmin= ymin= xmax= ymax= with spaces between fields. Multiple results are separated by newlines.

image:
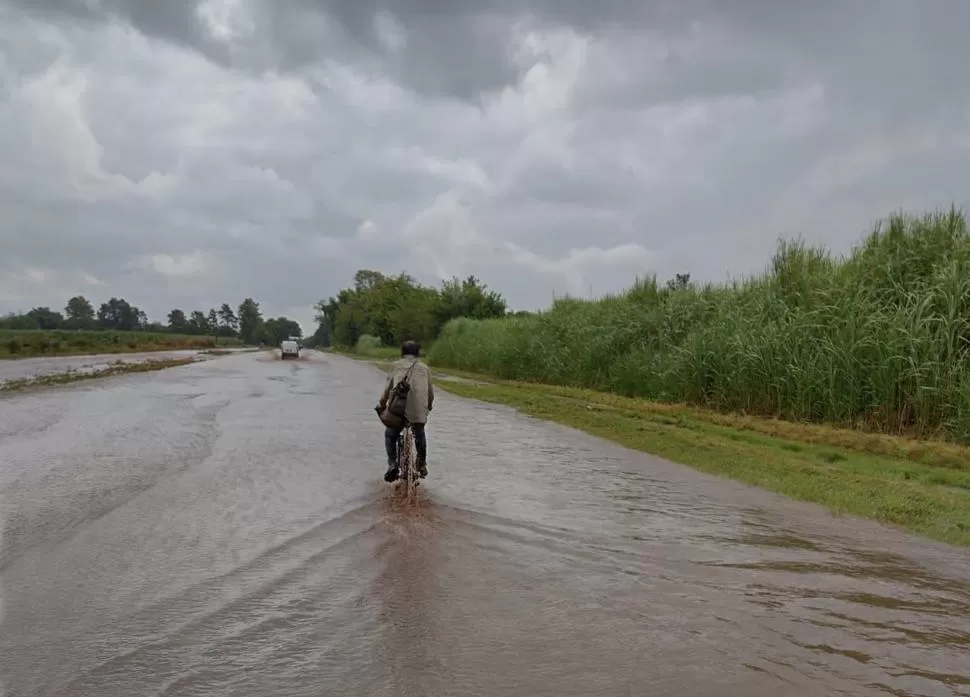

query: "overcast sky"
xmin=2 ymin=0 xmax=969 ymax=331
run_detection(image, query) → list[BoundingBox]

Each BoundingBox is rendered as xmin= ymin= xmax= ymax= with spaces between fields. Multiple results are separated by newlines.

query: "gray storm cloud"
xmin=1 ymin=0 xmax=969 ymax=329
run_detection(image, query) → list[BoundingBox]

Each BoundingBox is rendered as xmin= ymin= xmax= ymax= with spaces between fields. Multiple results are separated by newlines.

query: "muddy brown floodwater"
xmin=1 ymin=352 xmax=969 ymax=697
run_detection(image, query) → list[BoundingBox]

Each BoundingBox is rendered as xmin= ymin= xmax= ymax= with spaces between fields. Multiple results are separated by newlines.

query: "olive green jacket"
xmin=378 ymin=356 xmax=434 ymax=424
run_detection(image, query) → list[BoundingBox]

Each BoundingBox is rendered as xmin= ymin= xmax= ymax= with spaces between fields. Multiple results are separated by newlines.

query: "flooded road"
xmin=2 ymin=351 xmax=969 ymax=697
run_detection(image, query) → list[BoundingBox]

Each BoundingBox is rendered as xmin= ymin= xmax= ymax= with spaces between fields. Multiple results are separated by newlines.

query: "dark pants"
xmin=385 ymin=423 xmax=427 ymax=466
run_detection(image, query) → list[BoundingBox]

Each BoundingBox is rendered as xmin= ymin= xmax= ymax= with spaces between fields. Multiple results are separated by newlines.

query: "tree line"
xmin=0 ymin=296 xmax=302 ymax=346
xmin=2 ymin=267 xmax=516 ymax=350
xmin=308 ymin=270 xmax=509 ymax=349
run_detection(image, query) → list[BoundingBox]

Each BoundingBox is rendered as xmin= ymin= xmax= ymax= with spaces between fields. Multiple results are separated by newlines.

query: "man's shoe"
xmin=417 ymin=458 xmax=428 ymax=478
xmin=384 ymin=463 xmax=400 ymax=483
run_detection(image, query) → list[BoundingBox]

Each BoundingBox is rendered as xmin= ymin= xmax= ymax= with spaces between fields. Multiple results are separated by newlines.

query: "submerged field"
xmin=0 ymin=329 xmax=242 ymax=359
xmin=430 ymin=208 xmax=970 ymax=445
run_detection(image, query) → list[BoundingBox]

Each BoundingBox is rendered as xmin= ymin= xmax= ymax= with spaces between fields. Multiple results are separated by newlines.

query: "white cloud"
xmin=374 ymin=11 xmax=407 ymax=52
xmin=2 ymin=58 xmax=176 ymax=201
xmin=386 ymin=146 xmax=491 ymax=189
xmin=196 ymin=0 xmax=255 ymax=43
xmin=130 ymin=251 xmax=212 ymax=278
xmin=482 ymin=25 xmax=588 ymax=131
xmin=0 ymin=268 xmax=110 ymax=309
xmin=356 ymin=219 xmax=378 ymax=241
xmin=24 ymin=267 xmax=50 ymax=284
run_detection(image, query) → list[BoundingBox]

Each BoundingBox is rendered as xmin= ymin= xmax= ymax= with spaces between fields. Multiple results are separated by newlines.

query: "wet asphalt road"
xmin=1 ymin=351 xmax=970 ymax=697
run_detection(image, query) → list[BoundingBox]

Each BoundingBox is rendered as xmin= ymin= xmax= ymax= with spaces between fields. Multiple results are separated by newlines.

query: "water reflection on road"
xmin=1 ymin=352 xmax=968 ymax=696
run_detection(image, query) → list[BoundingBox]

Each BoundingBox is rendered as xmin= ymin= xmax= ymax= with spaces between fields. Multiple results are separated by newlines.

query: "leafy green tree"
xmin=263 ymin=316 xmax=303 ymax=345
xmin=167 ymin=309 xmax=188 ymax=333
xmin=314 ymin=297 xmax=340 ymax=332
xmin=305 ymin=320 xmax=332 ymax=348
xmin=26 ymin=307 xmax=65 ymax=330
xmin=65 ymin=296 xmax=95 ymax=328
xmin=187 ymin=310 xmax=209 ymax=334
xmin=237 ymin=298 xmax=263 ymax=344
xmin=353 ymin=269 xmax=386 ymax=293
xmin=0 ymin=312 xmax=39 ymax=330
xmin=207 ymin=309 xmax=219 ymax=335
xmin=97 ymin=298 xmax=143 ymax=331
xmin=320 ymin=268 xmax=507 ymax=349
xmin=309 ymin=300 xmax=333 ymax=348
xmin=433 ymin=275 xmax=507 ymax=327
xmin=217 ymin=304 xmax=237 ymax=336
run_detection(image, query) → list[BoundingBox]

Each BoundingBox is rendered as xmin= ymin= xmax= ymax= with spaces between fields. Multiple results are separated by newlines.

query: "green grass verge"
xmin=329 ymin=345 xmax=399 ymax=360
xmin=0 ymin=357 xmax=198 ymax=393
xmin=331 ymin=335 xmax=438 ymax=361
xmin=0 ymin=329 xmax=242 ymax=359
xmin=348 ymin=352 xmax=970 ymax=546
xmin=355 ymin=346 xmax=400 ymax=359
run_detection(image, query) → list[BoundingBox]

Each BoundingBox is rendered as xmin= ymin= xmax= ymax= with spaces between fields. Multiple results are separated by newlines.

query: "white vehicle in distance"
xmin=280 ymin=339 xmax=300 ymax=359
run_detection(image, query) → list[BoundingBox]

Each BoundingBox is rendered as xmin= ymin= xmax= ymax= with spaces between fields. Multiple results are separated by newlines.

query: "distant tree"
xmin=189 ymin=310 xmax=209 ymax=335
xmin=0 ymin=312 xmax=39 ymax=330
xmin=237 ymin=298 xmax=263 ymax=344
xmin=318 ymin=268 xmax=508 ymax=349
xmin=665 ymin=273 xmax=691 ymax=291
xmin=207 ymin=309 xmax=219 ymax=335
xmin=314 ymin=297 xmax=340 ymax=327
xmin=433 ymin=275 xmax=507 ymax=328
xmin=26 ymin=306 xmax=64 ymax=330
xmin=64 ymin=296 xmax=95 ymax=328
xmin=307 ymin=318 xmax=332 ymax=348
xmin=353 ymin=269 xmax=386 ymax=293
xmin=263 ymin=316 xmax=303 ymax=345
xmin=312 ymin=298 xmax=337 ymax=348
xmin=217 ymin=303 xmax=238 ymax=336
xmin=97 ymin=297 xmax=143 ymax=331
xmin=167 ymin=309 xmax=188 ymax=333
xmin=332 ymin=294 xmax=369 ymax=347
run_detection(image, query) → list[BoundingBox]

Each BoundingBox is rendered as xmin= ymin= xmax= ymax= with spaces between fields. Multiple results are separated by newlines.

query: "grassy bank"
xmin=338 ymin=334 xmax=425 ymax=360
xmin=430 ymin=208 xmax=970 ymax=444
xmin=0 ymin=357 xmax=198 ymax=392
xmin=0 ymin=329 xmax=242 ymax=359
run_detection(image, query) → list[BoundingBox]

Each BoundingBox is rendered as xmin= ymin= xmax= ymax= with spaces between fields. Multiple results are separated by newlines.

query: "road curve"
xmin=1 ymin=351 xmax=969 ymax=697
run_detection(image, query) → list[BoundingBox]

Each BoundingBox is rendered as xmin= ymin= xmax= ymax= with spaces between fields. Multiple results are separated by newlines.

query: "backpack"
xmin=381 ymin=361 xmax=417 ymax=428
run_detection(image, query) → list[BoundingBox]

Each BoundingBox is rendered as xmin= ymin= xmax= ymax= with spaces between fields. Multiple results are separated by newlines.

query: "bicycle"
xmin=396 ymin=421 xmax=420 ymax=498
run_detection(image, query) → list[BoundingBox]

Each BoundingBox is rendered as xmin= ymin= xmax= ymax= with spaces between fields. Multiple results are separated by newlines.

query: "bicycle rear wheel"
xmin=397 ymin=426 xmax=418 ymax=496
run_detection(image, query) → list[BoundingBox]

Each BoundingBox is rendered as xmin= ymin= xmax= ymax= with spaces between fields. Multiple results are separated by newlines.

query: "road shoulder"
xmin=0 ymin=357 xmax=198 ymax=393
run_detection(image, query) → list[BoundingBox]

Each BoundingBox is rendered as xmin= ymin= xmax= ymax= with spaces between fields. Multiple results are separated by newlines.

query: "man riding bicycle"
xmin=376 ymin=340 xmax=434 ymax=482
